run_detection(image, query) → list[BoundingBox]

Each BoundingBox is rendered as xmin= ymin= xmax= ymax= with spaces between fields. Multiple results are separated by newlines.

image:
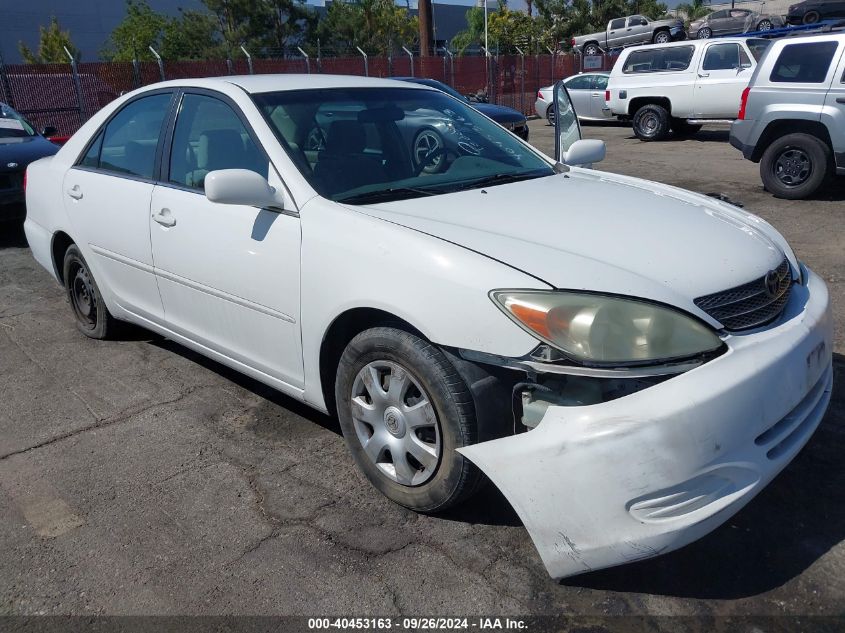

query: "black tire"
xmin=757 ymin=19 xmax=773 ymax=30
xmin=412 ymin=128 xmax=446 ymax=174
xmin=760 ymin=133 xmax=832 ymax=200
xmin=335 ymin=327 xmax=482 ymax=512
xmin=62 ymin=244 xmax=118 ymax=339
xmin=546 ymin=104 xmax=555 ymax=126
xmin=652 ymin=29 xmax=671 ymax=44
xmin=671 ymin=118 xmax=702 ymax=136
xmin=632 ymin=103 xmax=671 ymax=141
xmin=697 ymin=27 xmax=712 ymax=39
xmin=583 ymin=42 xmax=601 ymax=56
xmin=803 ymin=10 xmax=820 ymax=23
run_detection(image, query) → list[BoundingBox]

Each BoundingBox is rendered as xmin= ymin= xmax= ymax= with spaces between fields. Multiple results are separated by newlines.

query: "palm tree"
xmin=676 ymin=0 xmax=710 ymax=22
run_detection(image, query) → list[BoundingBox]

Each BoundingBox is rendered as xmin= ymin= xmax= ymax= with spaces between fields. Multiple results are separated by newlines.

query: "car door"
xmin=695 ymin=42 xmax=754 ymax=118
xmin=606 ymin=18 xmax=627 ymax=48
xmin=149 ymin=90 xmax=304 ymax=391
xmin=62 ymin=91 xmax=173 ymax=321
xmin=563 ymin=75 xmax=593 ymax=118
xmin=727 ymin=9 xmax=752 ymax=33
xmin=625 ymin=16 xmax=650 ymax=46
xmin=590 ymin=75 xmax=609 ymax=118
xmin=707 ymin=10 xmax=730 ymax=34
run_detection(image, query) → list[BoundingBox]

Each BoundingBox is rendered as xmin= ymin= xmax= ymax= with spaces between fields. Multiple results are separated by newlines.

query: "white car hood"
xmin=351 ymin=168 xmax=793 ymax=327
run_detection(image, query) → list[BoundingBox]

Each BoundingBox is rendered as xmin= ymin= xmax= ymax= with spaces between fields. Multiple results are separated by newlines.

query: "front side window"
xmin=623 ymin=46 xmax=695 ymax=73
xmin=702 ymin=44 xmax=749 ymax=71
xmin=168 ymin=94 xmax=268 ymax=190
xmin=254 ymin=87 xmax=552 ymax=204
xmin=710 ymin=10 xmax=728 ymax=19
xmin=89 ymin=93 xmax=171 ymax=179
xmin=770 ymin=41 xmax=839 ymax=83
xmin=627 ymin=16 xmax=646 ymax=26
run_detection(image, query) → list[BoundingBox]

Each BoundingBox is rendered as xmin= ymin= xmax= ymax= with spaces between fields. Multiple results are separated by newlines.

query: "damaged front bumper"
xmin=458 ymin=268 xmax=833 ymax=579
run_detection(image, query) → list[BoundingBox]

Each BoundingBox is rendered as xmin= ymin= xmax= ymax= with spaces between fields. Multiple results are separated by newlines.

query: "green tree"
xmin=18 ymin=16 xmax=80 ymax=63
xmin=101 ymin=0 xmax=168 ymax=61
xmin=260 ymin=0 xmax=317 ymax=53
xmin=676 ymin=0 xmax=709 ymax=22
xmin=315 ymin=0 xmax=417 ymax=57
xmin=488 ymin=4 xmax=540 ymax=53
xmin=202 ymin=0 xmax=269 ymax=55
xmin=450 ymin=6 xmax=486 ymax=53
xmin=161 ymin=10 xmax=224 ymax=59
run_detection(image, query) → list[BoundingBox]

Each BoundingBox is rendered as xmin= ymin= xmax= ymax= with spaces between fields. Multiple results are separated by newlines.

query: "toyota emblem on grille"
xmin=6 ymin=162 xmax=18 ymax=169
xmin=764 ymin=269 xmax=780 ymax=298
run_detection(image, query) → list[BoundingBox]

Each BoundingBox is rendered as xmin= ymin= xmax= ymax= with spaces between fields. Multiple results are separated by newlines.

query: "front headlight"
xmin=491 ymin=290 xmax=723 ymax=366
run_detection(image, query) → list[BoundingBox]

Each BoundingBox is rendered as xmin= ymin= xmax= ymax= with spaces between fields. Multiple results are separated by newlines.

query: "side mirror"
xmin=205 ymin=169 xmax=285 ymax=210
xmin=640 ymin=18 xmax=648 ymax=25
xmin=41 ymin=125 xmax=58 ymax=137
xmin=561 ymin=139 xmax=606 ymax=167
xmin=553 ymin=80 xmax=582 ymax=162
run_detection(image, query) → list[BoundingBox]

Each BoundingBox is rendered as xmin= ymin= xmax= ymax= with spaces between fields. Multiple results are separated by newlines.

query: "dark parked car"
xmin=787 ymin=0 xmax=845 ymax=24
xmin=0 ymin=102 xmax=60 ymax=223
xmin=394 ymin=77 xmax=529 ymax=140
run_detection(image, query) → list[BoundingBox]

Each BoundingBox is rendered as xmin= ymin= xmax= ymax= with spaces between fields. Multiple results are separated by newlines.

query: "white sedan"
xmin=535 ymin=72 xmax=611 ymax=124
xmin=24 ymin=75 xmax=832 ymax=579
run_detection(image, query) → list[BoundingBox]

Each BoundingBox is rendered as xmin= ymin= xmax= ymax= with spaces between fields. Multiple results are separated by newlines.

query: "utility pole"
xmin=419 ymin=0 xmax=434 ymax=56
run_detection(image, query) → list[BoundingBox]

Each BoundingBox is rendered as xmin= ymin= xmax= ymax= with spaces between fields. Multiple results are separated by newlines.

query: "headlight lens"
xmin=491 ymin=290 xmax=723 ymax=365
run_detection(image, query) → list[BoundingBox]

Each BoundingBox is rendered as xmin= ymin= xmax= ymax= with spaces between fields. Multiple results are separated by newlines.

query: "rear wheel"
xmin=803 ymin=10 xmax=820 ymax=23
xmin=653 ymin=30 xmax=671 ymax=44
xmin=335 ymin=327 xmax=482 ymax=512
xmin=760 ymin=133 xmax=832 ymax=200
xmin=583 ymin=42 xmax=601 ymax=56
xmin=697 ymin=27 xmax=712 ymax=39
xmin=632 ymin=104 xmax=671 ymax=141
xmin=546 ymin=105 xmax=555 ymax=126
xmin=757 ymin=19 xmax=773 ymax=30
xmin=63 ymin=244 xmax=118 ymax=339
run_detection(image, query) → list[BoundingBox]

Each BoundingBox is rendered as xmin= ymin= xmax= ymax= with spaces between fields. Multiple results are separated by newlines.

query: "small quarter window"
xmin=770 ymin=41 xmax=838 ymax=83
xmin=80 ymin=131 xmax=103 ymax=168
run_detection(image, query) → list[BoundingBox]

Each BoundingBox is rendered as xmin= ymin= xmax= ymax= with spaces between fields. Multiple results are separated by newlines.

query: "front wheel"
xmin=63 ymin=244 xmax=118 ymax=339
xmin=760 ymin=133 xmax=832 ymax=200
xmin=412 ymin=128 xmax=447 ymax=174
xmin=697 ymin=27 xmax=712 ymax=39
xmin=335 ymin=327 xmax=482 ymax=512
xmin=632 ymin=104 xmax=671 ymax=141
xmin=757 ymin=19 xmax=773 ymax=30
xmin=803 ymin=10 xmax=820 ymax=23
xmin=653 ymin=30 xmax=671 ymax=44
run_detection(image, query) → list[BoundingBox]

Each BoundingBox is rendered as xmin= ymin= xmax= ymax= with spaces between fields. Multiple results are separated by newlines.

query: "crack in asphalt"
xmin=0 ymin=384 xmax=217 ymax=462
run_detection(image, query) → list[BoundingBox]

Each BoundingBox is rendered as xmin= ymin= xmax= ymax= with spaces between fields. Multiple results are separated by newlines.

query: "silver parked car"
xmin=535 ymin=72 xmax=610 ymax=124
xmin=730 ymin=33 xmax=845 ymax=199
xmin=690 ymin=8 xmax=784 ymax=39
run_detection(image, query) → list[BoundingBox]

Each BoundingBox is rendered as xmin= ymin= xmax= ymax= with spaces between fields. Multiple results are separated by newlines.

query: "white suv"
xmin=607 ymin=37 xmax=772 ymax=140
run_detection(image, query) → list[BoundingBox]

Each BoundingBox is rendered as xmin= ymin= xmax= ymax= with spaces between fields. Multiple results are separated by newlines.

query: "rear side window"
xmin=566 ymin=75 xmax=592 ymax=90
xmin=92 ymin=93 xmax=171 ymax=179
xmin=770 ymin=42 xmax=838 ymax=83
xmin=609 ymin=18 xmax=626 ymax=30
xmin=623 ymin=46 xmax=695 ymax=73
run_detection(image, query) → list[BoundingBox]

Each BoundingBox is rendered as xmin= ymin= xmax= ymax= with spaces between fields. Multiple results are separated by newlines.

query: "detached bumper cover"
xmin=459 ymin=269 xmax=832 ymax=578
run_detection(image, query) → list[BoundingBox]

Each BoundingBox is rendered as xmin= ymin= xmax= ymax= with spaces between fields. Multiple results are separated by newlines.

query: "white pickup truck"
xmin=606 ymin=37 xmax=772 ymax=140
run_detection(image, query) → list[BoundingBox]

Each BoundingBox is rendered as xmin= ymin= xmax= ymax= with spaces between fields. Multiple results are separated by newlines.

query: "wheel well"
xmin=629 ymin=97 xmax=671 ymax=117
xmin=653 ymin=27 xmax=670 ymax=36
xmin=319 ymin=308 xmax=423 ymax=417
xmin=51 ymin=231 xmax=74 ymax=284
xmin=751 ymin=120 xmax=833 ymax=162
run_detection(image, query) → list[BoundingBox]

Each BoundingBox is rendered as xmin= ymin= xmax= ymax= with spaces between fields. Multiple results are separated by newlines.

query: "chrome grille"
xmin=694 ymin=258 xmax=792 ymax=331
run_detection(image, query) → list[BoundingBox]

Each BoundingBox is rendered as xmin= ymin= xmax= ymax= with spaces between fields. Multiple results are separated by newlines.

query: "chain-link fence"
xmin=0 ymin=52 xmax=619 ymax=136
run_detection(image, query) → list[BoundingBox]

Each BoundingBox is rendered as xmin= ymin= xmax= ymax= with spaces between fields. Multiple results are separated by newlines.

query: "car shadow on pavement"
xmin=0 ymin=222 xmax=28 ymax=249
xmin=563 ymin=353 xmax=845 ymax=599
xmin=624 ymin=130 xmax=731 ymax=143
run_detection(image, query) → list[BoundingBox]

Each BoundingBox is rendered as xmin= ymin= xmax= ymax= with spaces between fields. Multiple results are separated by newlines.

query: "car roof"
xmin=626 ymin=36 xmax=754 ymax=52
xmin=146 ymin=73 xmax=434 ymax=95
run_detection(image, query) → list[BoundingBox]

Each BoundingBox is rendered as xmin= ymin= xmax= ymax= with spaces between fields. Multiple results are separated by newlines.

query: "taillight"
xmin=605 ymin=90 xmax=610 ymax=101
xmin=23 ymin=168 xmax=27 ymax=193
xmin=570 ymin=38 xmax=576 ymax=47
xmin=738 ymin=86 xmax=751 ymax=120
xmin=538 ymin=90 xmax=544 ymax=100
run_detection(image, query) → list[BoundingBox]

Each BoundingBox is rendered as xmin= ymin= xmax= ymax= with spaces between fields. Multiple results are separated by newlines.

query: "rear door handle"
xmin=837 ymin=97 xmax=845 ymax=104
xmin=698 ymin=73 xmax=710 ymax=78
xmin=67 ymin=185 xmax=83 ymax=200
xmin=152 ymin=208 xmax=176 ymax=227
xmin=591 ymin=92 xmax=601 ymax=97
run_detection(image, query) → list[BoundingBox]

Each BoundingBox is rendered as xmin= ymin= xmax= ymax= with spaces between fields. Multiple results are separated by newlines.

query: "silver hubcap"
xmin=759 ymin=21 xmax=772 ymax=30
xmin=414 ymin=130 xmax=443 ymax=170
xmin=350 ymin=361 xmax=441 ymax=486
xmin=699 ymin=28 xmax=711 ymax=38
xmin=656 ymin=32 xmax=669 ymax=43
xmin=774 ymin=148 xmax=812 ymax=187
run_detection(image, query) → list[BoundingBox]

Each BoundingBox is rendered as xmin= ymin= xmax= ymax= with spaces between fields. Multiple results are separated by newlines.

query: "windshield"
xmin=254 ymin=87 xmax=553 ymax=204
xmin=0 ymin=103 xmax=35 ymax=138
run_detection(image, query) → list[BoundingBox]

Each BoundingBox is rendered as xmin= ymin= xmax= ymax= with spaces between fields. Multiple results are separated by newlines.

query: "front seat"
xmin=313 ymin=120 xmax=388 ymax=197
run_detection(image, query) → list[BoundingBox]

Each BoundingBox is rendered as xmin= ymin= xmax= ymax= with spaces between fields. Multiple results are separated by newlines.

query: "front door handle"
xmin=152 ymin=208 xmax=176 ymax=227
xmin=67 ymin=185 xmax=83 ymax=200
xmin=591 ymin=92 xmax=601 ymax=97
xmin=698 ymin=72 xmax=710 ymax=78
xmin=837 ymin=97 xmax=845 ymax=104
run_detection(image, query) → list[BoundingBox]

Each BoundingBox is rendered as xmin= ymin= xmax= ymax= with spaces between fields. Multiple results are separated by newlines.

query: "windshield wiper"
xmin=336 ymin=186 xmax=439 ymax=205
xmin=449 ymin=170 xmax=549 ymax=192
